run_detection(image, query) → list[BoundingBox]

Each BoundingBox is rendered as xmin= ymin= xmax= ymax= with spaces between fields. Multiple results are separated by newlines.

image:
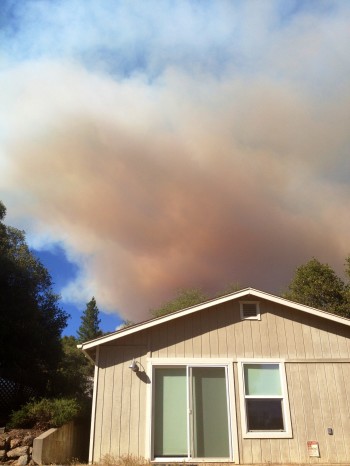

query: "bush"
xmin=8 ymin=397 xmax=80 ymax=430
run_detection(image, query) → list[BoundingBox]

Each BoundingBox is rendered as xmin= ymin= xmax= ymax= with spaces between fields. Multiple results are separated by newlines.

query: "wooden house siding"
xmin=91 ymin=298 xmax=350 ymax=464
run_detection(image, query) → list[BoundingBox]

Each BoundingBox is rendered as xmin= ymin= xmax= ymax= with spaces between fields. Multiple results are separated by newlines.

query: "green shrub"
xmin=9 ymin=397 xmax=80 ymax=429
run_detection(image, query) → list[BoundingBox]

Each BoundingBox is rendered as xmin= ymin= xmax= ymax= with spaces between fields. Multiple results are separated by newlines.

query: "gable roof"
xmin=78 ymin=287 xmax=350 ymax=355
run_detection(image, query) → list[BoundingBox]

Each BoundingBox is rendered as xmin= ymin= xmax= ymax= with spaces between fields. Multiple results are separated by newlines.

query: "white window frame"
xmin=146 ymin=358 xmax=238 ymax=463
xmin=239 ymin=301 xmax=261 ymax=320
xmin=237 ymin=358 xmax=292 ymax=439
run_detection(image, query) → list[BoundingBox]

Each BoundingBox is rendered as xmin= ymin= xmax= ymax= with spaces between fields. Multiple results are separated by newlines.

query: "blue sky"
xmin=33 ymin=245 xmax=123 ymax=336
xmin=1 ymin=0 xmax=350 ymax=330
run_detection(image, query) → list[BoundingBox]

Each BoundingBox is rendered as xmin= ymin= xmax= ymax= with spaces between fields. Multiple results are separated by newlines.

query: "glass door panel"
xmin=191 ymin=367 xmax=230 ymax=458
xmin=154 ymin=368 xmax=187 ymax=457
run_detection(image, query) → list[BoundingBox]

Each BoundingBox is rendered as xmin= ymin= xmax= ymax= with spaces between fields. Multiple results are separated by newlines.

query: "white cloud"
xmin=1 ymin=1 xmax=350 ymax=320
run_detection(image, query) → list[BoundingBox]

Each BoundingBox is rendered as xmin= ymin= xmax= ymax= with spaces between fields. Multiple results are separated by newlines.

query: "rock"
xmin=0 ymin=450 xmax=6 ymax=460
xmin=21 ymin=437 xmax=33 ymax=448
xmin=13 ymin=455 xmax=28 ymax=466
xmin=6 ymin=447 xmax=29 ymax=459
xmin=10 ymin=440 xmax=21 ymax=450
xmin=0 ymin=437 xmax=6 ymax=450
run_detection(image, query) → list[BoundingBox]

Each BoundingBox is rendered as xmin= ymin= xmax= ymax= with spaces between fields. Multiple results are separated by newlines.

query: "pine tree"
xmin=77 ymin=297 xmax=103 ymax=342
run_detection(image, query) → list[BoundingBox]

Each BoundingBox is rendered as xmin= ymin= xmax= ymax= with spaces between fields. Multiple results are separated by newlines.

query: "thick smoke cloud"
xmin=1 ymin=1 xmax=350 ymax=321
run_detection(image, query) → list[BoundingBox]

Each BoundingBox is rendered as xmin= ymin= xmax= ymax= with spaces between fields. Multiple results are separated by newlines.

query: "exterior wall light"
xmin=129 ymin=358 xmax=139 ymax=372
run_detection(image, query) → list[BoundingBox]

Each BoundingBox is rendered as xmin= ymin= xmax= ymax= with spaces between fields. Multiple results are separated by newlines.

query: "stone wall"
xmin=0 ymin=422 xmax=89 ymax=466
xmin=0 ymin=429 xmax=42 ymax=466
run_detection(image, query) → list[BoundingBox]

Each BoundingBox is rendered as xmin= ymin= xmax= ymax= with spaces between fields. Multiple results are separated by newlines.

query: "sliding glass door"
xmin=154 ymin=368 xmax=187 ymax=457
xmin=153 ymin=365 xmax=232 ymax=460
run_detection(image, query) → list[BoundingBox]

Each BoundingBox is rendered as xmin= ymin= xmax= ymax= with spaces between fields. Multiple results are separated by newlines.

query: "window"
xmin=151 ymin=362 xmax=234 ymax=460
xmin=240 ymin=301 xmax=260 ymax=320
xmin=238 ymin=360 xmax=292 ymax=438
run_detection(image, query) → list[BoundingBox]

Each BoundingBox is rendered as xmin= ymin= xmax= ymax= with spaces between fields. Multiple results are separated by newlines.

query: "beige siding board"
xmin=293 ymin=362 xmax=312 ymax=464
xmin=174 ymin=319 xmax=185 ymax=357
xmin=328 ymin=331 xmax=340 ymax=358
xmin=321 ymin=330 xmax=332 ymax=358
xmin=200 ymin=309 xmax=211 ymax=357
xmin=251 ymin=320 xmax=262 ymax=358
xmin=233 ymin=320 xmax=244 ymax=358
xmin=93 ymin=346 xmax=148 ymax=460
xmin=313 ymin=363 xmax=331 ymax=461
xmin=93 ymin=349 xmax=107 ymax=462
xmin=110 ymin=352 xmax=123 ymax=458
xmin=119 ymin=356 xmax=132 ymax=455
xmin=241 ymin=439 xmax=253 ymax=464
xmin=235 ymin=321 xmax=247 ymax=357
xmin=137 ymin=353 xmax=148 ymax=457
xmin=324 ymin=364 xmax=344 ymax=462
xmin=301 ymin=317 xmax=315 ymax=359
xmin=260 ymin=439 xmax=271 ymax=463
xmin=269 ymin=439 xmax=281 ymax=464
xmin=192 ymin=311 xmax=202 ymax=357
xmin=278 ymin=438 xmax=291 ymax=464
xmin=217 ymin=304 xmax=229 ymax=358
xmin=149 ymin=327 xmax=159 ymax=358
xmin=128 ymin=351 xmax=141 ymax=456
xmin=242 ymin=321 xmax=254 ymax=358
xmin=337 ymin=334 xmax=349 ymax=358
xmin=226 ymin=306 xmax=237 ymax=358
xmin=157 ymin=323 xmax=168 ymax=358
xmin=310 ymin=326 xmax=323 ymax=358
xmin=331 ymin=363 xmax=349 ymax=462
xmin=337 ymin=364 xmax=350 ymax=459
xmin=251 ymin=440 xmax=262 ymax=463
xmin=166 ymin=321 xmax=177 ymax=357
xmin=283 ymin=317 xmax=297 ymax=359
xmin=298 ymin=363 xmax=316 ymax=440
xmin=285 ymin=364 xmax=300 ymax=463
xmin=257 ymin=311 xmax=270 ymax=358
xmin=309 ymin=363 xmax=334 ymax=462
xmin=266 ymin=312 xmax=279 ymax=358
xmin=292 ymin=320 xmax=306 ymax=359
xmin=209 ymin=310 xmax=220 ymax=357
xmin=275 ymin=312 xmax=288 ymax=358
xmin=99 ymin=351 xmax=115 ymax=457
xmin=184 ymin=314 xmax=194 ymax=358
xmin=325 ymin=364 xmax=347 ymax=462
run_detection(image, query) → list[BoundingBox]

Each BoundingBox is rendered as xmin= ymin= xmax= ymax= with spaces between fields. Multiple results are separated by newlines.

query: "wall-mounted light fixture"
xmin=129 ymin=358 xmax=139 ymax=372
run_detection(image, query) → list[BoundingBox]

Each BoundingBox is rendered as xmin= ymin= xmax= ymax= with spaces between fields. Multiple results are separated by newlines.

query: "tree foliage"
xmin=150 ymin=288 xmax=209 ymax=317
xmin=77 ymin=297 xmax=103 ymax=342
xmin=0 ymin=201 xmax=68 ymax=395
xmin=150 ymin=283 xmax=246 ymax=318
xmin=56 ymin=336 xmax=94 ymax=396
xmin=284 ymin=257 xmax=350 ymax=318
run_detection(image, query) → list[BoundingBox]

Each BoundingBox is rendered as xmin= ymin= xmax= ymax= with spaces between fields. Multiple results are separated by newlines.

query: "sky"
xmin=1 ymin=0 xmax=350 ymax=334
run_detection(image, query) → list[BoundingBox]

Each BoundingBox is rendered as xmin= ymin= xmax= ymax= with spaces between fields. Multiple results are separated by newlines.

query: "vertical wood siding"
xmin=92 ymin=298 xmax=350 ymax=463
xmin=93 ymin=345 xmax=148 ymax=462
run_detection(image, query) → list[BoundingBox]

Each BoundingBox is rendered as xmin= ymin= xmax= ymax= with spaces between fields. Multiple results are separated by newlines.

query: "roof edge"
xmin=79 ymin=287 xmax=350 ymax=351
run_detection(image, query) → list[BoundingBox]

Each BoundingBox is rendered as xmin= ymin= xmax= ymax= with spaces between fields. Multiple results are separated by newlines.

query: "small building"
xmin=79 ymin=288 xmax=350 ymax=464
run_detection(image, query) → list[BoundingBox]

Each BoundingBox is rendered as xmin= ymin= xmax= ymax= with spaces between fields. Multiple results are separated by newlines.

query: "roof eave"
xmin=79 ymin=287 xmax=350 ymax=352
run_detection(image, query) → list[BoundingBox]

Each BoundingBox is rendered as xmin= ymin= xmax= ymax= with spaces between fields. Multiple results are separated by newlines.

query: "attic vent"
xmin=240 ymin=301 xmax=261 ymax=320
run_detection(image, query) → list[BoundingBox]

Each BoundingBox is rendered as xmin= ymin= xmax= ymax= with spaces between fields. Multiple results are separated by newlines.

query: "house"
xmin=79 ymin=288 xmax=350 ymax=464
